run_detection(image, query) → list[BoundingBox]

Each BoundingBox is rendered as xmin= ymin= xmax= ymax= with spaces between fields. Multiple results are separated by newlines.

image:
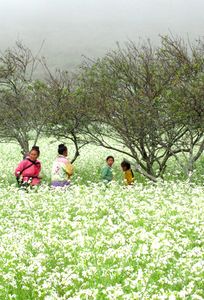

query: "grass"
xmin=0 ymin=140 xmax=203 ymax=299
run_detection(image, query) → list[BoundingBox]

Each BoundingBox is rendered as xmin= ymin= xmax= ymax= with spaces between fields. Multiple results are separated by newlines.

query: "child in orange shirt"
xmin=121 ymin=160 xmax=134 ymax=185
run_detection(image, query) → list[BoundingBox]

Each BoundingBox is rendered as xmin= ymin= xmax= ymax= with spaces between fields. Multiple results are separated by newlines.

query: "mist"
xmin=0 ymin=0 xmax=204 ymax=70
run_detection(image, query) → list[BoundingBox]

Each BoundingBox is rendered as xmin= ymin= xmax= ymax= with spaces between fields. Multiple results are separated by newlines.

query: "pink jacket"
xmin=15 ymin=157 xmax=41 ymax=186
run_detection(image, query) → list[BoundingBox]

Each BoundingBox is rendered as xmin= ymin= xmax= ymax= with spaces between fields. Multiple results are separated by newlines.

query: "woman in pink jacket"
xmin=15 ymin=146 xmax=41 ymax=186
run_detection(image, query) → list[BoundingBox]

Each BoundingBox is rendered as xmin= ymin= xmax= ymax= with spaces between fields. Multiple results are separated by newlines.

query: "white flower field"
xmin=0 ymin=141 xmax=203 ymax=299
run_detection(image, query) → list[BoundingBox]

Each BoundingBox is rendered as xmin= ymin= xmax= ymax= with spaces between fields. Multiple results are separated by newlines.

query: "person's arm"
xmin=15 ymin=160 xmax=25 ymax=177
xmin=35 ymin=161 xmax=42 ymax=178
xmin=101 ymin=166 xmax=108 ymax=180
xmin=65 ymin=161 xmax=74 ymax=177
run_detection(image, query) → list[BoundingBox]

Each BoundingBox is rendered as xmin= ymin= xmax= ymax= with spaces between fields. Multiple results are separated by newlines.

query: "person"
xmin=121 ymin=160 xmax=134 ymax=185
xmin=15 ymin=146 xmax=41 ymax=187
xmin=101 ymin=155 xmax=114 ymax=183
xmin=51 ymin=144 xmax=73 ymax=187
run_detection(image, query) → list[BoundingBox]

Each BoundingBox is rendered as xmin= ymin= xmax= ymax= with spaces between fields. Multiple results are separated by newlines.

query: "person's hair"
xmin=121 ymin=160 xmax=134 ymax=177
xmin=58 ymin=144 xmax=67 ymax=155
xmin=121 ymin=160 xmax=131 ymax=170
xmin=106 ymin=155 xmax=114 ymax=161
xmin=30 ymin=145 xmax=40 ymax=157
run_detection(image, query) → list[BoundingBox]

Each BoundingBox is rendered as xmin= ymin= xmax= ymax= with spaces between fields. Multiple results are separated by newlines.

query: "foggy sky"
xmin=0 ymin=0 xmax=204 ymax=69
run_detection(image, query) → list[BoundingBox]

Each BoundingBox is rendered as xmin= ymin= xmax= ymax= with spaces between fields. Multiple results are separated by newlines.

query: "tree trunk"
xmin=19 ymin=138 xmax=29 ymax=158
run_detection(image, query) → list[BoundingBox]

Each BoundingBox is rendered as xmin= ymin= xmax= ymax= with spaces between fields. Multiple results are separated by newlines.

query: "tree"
xmin=43 ymin=68 xmax=90 ymax=163
xmin=159 ymin=35 xmax=204 ymax=178
xmin=79 ymin=37 xmax=204 ymax=180
xmin=0 ymin=41 xmax=54 ymax=155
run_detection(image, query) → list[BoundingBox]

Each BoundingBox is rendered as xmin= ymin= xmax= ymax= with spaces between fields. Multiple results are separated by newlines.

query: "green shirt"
xmin=101 ymin=165 xmax=113 ymax=182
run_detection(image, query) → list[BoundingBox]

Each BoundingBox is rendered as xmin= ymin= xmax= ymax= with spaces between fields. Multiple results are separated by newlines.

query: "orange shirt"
xmin=124 ymin=169 xmax=134 ymax=185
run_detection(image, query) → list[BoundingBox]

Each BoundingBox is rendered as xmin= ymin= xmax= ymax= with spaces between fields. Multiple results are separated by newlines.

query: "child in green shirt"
xmin=101 ymin=155 xmax=115 ymax=183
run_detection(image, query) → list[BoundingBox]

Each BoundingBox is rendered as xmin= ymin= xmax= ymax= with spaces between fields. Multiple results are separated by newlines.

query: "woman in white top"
xmin=51 ymin=144 xmax=73 ymax=187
